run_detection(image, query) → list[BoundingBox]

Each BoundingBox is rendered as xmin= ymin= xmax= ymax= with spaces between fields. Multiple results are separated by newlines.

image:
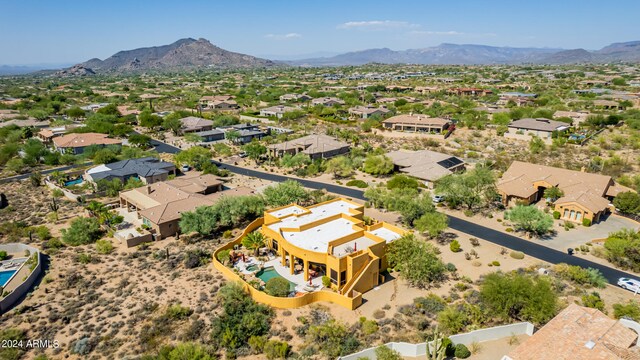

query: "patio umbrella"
xmin=354 ymin=242 xmax=357 ymax=251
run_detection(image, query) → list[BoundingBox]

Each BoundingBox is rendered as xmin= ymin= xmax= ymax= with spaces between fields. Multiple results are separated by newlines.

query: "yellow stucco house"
xmin=261 ymin=198 xmax=406 ymax=298
xmin=497 ymin=161 xmax=633 ymax=224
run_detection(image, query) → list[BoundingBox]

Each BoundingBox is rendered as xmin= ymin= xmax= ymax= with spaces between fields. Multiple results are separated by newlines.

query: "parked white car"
xmin=432 ymin=195 xmax=445 ymax=203
xmin=617 ymin=277 xmax=640 ymax=292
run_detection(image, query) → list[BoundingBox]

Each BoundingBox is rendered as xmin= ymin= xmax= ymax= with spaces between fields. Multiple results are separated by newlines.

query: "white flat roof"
xmin=267 ymin=204 xmax=306 ymax=218
xmin=369 ymin=227 xmax=403 ymax=242
xmin=332 ymin=236 xmax=376 ymax=258
xmin=282 ymin=218 xmax=357 ymax=253
xmin=267 ymin=200 xmax=359 ymax=233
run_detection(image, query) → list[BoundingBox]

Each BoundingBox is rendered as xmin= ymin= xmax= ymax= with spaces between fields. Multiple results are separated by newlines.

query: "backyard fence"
xmin=338 ymin=322 xmax=534 ymax=360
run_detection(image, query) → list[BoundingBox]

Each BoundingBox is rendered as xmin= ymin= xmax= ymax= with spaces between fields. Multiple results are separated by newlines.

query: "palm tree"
xmin=242 ymin=231 xmax=265 ymax=257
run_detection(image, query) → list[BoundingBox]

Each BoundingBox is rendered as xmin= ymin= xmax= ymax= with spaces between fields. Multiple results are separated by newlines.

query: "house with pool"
xmin=214 ymin=198 xmax=406 ymax=309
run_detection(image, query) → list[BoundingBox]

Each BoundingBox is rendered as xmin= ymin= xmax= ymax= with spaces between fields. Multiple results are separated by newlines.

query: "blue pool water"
xmin=0 ymin=270 xmax=16 ymax=287
xmin=255 ymin=267 xmax=296 ymax=292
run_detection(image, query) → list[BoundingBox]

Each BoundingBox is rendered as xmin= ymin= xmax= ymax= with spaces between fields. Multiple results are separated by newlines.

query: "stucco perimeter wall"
xmin=0 ymin=243 xmax=43 ymax=313
xmin=212 ymin=218 xmax=362 ymax=310
xmin=338 ymin=322 xmax=534 ymax=360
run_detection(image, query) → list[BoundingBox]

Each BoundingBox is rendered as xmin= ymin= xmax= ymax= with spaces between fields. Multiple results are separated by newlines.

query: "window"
xmin=272 ymin=240 xmax=279 ymax=251
xmin=340 ymin=271 xmax=347 ymax=286
xmin=330 ymin=269 xmax=338 ymax=285
xmin=570 ymin=210 xmax=576 ymax=220
xmin=563 ymin=209 xmax=569 ymax=219
xmin=576 ymin=212 xmax=582 ymax=221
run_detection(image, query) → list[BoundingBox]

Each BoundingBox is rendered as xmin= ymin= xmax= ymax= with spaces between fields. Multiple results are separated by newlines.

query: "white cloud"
xmin=337 ymin=20 xmax=420 ymax=31
xmin=264 ymin=33 xmax=302 ymax=40
xmin=409 ymin=30 xmax=464 ymax=36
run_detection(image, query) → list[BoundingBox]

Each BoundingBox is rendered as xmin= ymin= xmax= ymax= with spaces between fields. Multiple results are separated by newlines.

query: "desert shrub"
xmin=582 ymin=292 xmax=605 ymax=311
xmin=265 ymin=277 xmax=291 ymax=297
xmin=454 ymin=343 xmax=471 ymax=358
xmin=223 ymin=230 xmax=233 ymax=238
xmin=582 ymin=218 xmax=591 ymax=227
xmin=264 ymin=340 xmax=290 ymax=359
xmin=248 ymin=336 xmax=266 ymax=353
xmin=77 ymin=253 xmax=92 ymax=264
xmin=305 ymin=320 xmax=360 ymax=358
xmin=184 ymin=249 xmax=210 ymax=269
xmin=374 ymin=345 xmax=402 ymax=360
xmin=386 ymin=234 xmax=446 ymax=288
xmin=346 ymin=179 xmax=368 ymax=188
xmin=61 ymin=217 xmax=103 ymax=246
xmin=216 ymin=249 xmax=231 ymax=265
xmin=166 ymin=304 xmax=193 ymax=320
xmin=510 ymin=251 xmax=525 ymax=259
xmin=0 ymin=328 xmax=26 ymax=360
xmin=322 ymin=275 xmax=331 ymax=288
xmin=469 ymin=238 xmax=480 ymax=247
xmin=373 ymin=309 xmax=386 ymax=319
xmin=450 ymin=240 xmax=461 ymax=252
xmin=0 ymin=251 xmax=7 ymax=261
xmin=613 ymin=301 xmax=640 ymax=321
xmin=552 ymin=264 xmax=608 ymax=288
xmin=505 ymin=227 xmax=514 ymax=232
xmin=359 ymin=317 xmax=379 ymax=335
xmin=492 ymin=261 xmax=501 ymax=266
xmin=553 ymin=211 xmax=561 ymax=219
xmin=95 ymin=239 xmax=113 ymax=254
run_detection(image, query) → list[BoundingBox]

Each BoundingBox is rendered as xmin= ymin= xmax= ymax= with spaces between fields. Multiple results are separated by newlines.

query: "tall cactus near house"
xmin=49 ymin=197 xmax=60 ymax=221
xmin=426 ymin=326 xmax=446 ymax=360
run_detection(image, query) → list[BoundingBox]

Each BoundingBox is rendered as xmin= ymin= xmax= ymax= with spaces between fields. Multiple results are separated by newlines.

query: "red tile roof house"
xmin=52 ymin=133 xmax=122 ymax=155
xmin=503 ymin=304 xmax=640 ymax=360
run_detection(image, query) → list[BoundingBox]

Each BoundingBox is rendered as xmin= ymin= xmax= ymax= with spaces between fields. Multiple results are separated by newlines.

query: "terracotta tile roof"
xmin=498 ymin=161 xmax=615 ymax=213
xmin=52 ymin=133 xmax=122 ymax=148
xmin=507 ymin=304 xmax=640 ymax=360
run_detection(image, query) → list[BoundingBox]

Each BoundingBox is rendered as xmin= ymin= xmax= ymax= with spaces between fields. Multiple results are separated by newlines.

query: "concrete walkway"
xmin=264 ymin=258 xmax=325 ymax=292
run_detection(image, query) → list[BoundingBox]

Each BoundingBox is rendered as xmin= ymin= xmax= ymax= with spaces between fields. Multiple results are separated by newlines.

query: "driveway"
xmin=541 ymin=214 xmax=640 ymax=252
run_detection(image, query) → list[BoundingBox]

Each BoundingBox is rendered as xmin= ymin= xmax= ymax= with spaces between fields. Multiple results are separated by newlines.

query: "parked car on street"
xmin=432 ymin=195 xmax=445 ymax=203
xmin=617 ymin=277 xmax=640 ymax=292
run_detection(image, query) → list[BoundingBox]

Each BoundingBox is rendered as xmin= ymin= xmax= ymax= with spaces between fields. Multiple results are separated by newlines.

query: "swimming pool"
xmin=0 ymin=270 xmax=17 ymax=287
xmin=246 ymin=264 xmax=259 ymax=272
xmin=255 ymin=267 xmax=296 ymax=292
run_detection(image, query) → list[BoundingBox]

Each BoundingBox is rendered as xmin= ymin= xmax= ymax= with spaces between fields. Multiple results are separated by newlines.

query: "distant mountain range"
xmin=57 ymin=38 xmax=276 ymax=75
xmin=287 ymin=41 xmax=640 ymax=66
xmin=19 ymin=39 xmax=640 ymax=77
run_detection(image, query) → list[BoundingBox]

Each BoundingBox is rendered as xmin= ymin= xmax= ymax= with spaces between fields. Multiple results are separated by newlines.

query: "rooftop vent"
xmin=585 ymin=340 xmax=596 ymax=350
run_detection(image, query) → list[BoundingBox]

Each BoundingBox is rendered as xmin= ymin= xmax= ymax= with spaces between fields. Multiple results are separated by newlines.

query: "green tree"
xmin=582 ymin=292 xmax=605 ymax=311
xmin=386 ymin=174 xmax=418 ymax=190
xmin=414 ymin=212 xmax=449 ymax=238
xmin=306 ymin=320 xmax=360 ymax=358
xmin=435 ymin=167 xmax=496 ymax=211
xmin=613 ymin=192 xmax=640 ymax=215
xmin=183 ymin=133 xmax=203 ymax=144
xmin=92 ymin=148 xmax=118 ymax=164
xmin=65 ymin=107 xmax=86 ymax=119
xmin=243 ymin=140 xmax=267 ymax=164
xmin=29 ymin=172 xmax=42 ymax=187
xmin=263 ymin=180 xmax=310 ymax=207
xmin=174 ymin=146 xmax=212 ymax=171
xmin=265 ymin=277 xmax=291 ymax=297
xmin=179 ymin=195 xmax=265 ymax=235
xmin=210 ymin=282 xmax=273 ymax=351
xmin=604 ymin=229 xmax=640 ymax=271
xmin=363 ymin=154 xmax=394 ymax=175
xmin=529 ymin=137 xmax=546 ymax=154
xmin=138 ymin=110 xmax=163 ymax=129
xmin=280 ymin=152 xmax=311 ymax=170
xmin=5 ymin=158 xmax=25 ymax=173
xmin=263 ymin=340 xmax=290 ymax=360
xmin=96 ymin=103 xmax=121 ymax=116
xmin=437 ymin=306 xmax=468 ymax=334
xmin=61 ymin=217 xmax=103 ymax=246
xmin=505 ymin=205 xmax=554 ymax=236
xmin=128 ymin=134 xmax=152 ymax=148
xmin=386 ymin=233 xmax=446 ymax=288
xmin=163 ymin=117 xmax=183 ymax=135
xmin=242 ymin=231 xmax=265 ymax=257
xmin=480 ymin=272 xmax=558 ymax=325
xmin=325 ymin=156 xmax=354 ymax=178
xmin=543 ymin=186 xmax=564 ymax=202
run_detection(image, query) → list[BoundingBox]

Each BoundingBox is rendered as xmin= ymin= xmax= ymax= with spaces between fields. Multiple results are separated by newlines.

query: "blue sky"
xmin=1 ymin=0 xmax=639 ymax=65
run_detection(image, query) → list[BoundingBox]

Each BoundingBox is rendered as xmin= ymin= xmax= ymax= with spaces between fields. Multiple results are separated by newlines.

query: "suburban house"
xmin=199 ymin=95 xmax=239 ymax=110
xmin=447 ymin=88 xmax=493 ymax=96
xmin=179 ymin=116 xmax=214 ymax=134
xmin=279 ymin=93 xmax=312 ymax=102
xmin=267 ymin=126 xmax=294 ymax=135
xmin=36 ymin=124 xmax=85 ymax=143
xmin=222 ymin=123 xmax=266 ymax=144
xmin=553 ymin=110 xmax=591 ymax=126
xmin=52 ymin=133 xmax=122 ymax=155
xmin=386 ymin=149 xmax=465 ymax=187
xmin=382 ymin=114 xmax=452 ymax=134
xmin=311 ymin=97 xmax=345 ymax=107
xmin=593 ymin=99 xmax=624 ymax=110
xmin=505 ymin=118 xmax=571 ymax=143
xmin=84 ymin=157 xmax=176 ymax=185
xmin=348 ymin=105 xmax=391 ymax=119
xmin=497 ymin=92 xmax=538 ymax=106
xmin=504 ymin=304 xmax=640 ymax=360
xmin=261 ymin=198 xmax=405 ymax=299
xmin=497 ymin=161 xmax=633 ymax=224
xmin=119 ymin=173 xmax=255 ymax=239
xmin=193 ymin=129 xmax=225 ymax=143
xmin=259 ymin=105 xmax=297 ymax=119
xmin=267 ymin=134 xmax=350 ymax=160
